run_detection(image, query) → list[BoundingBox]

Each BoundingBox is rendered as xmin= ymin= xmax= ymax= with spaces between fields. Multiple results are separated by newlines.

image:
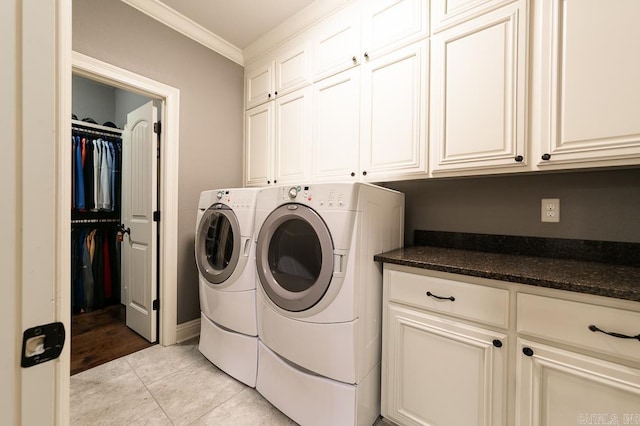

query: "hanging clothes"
xmin=71 ymin=121 xmax=124 ymax=314
xmin=75 ymin=135 xmax=85 ymax=210
xmin=71 ymin=224 xmax=121 ymax=313
xmin=71 ymin=125 xmax=122 ymax=214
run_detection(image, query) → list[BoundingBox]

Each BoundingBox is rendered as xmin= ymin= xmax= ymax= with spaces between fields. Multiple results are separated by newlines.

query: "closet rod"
xmin=72 ymin=119 xmax=123 ymax=136
xmin=71 ymin=218 xmax=121 ymax=225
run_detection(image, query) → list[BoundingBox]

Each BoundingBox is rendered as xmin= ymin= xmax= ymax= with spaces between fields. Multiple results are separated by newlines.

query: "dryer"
xmin=195 ymin=187 xmax=260 ymax=387
xmin=254 ymin=183 xmax=404 ymax=426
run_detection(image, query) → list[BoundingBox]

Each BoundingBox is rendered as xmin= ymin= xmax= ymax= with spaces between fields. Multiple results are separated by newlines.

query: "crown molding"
xmin=121 ymin=0 xmax=244 ymax=66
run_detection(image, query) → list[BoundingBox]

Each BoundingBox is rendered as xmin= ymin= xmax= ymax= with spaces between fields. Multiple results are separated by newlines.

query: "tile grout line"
xmin=124 ymin=348 xmax=176 ymax=425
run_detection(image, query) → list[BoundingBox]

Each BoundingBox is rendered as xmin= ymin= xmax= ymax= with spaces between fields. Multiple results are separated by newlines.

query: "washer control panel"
xmin=279 ymin=184 xmax=356 ymax=209
xmin=206 ymin=189 xmax=255 ymax=209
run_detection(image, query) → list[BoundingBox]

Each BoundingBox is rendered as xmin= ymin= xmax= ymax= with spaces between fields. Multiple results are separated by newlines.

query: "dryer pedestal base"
xmin=199 ymin=313 xmax=257 ymax=387
xmin=256 ymin=341 xmax=380 ymax=426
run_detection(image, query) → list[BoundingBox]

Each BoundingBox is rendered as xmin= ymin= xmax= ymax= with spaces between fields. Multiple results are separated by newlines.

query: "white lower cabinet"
xmin=383 ymin=305 xmax=507 ymax=426
xmin=516 ymin=338 xmax=640 ymax=426
xmin=382 ymin=264 xmax=640 ymax=426
xmin=382 ymin=266 xmax=508 ymax=426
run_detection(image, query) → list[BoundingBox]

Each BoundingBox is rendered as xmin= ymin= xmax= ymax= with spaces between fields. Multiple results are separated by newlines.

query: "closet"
xmin=71 ymin=121 xmax=122 ymax=313
xmin=71 ymin=75 xmax=155 ymax=375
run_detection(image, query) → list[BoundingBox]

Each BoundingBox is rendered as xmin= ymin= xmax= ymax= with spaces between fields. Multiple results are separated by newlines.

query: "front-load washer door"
xmin=256 ymin=204 xmax=334 ymax=312
xmin=196 ymin=204 xmax=241 ymax=285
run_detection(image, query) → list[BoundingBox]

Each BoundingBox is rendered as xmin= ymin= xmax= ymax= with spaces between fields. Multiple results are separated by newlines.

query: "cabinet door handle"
xmin=352 ymin=55 xmax=357 ymax=63
xmin=426 ymin=291 xmax=455 ymax=302
xmin=515 ymin=155 xmax=524 ymax=162
xmin=541 ymin=153 xmax=551 ymax=160
xmin=589 ymin=325 xmax=640 ymax=341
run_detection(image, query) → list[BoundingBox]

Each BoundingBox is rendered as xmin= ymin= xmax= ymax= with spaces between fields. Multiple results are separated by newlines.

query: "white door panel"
xmin=123 ymin=100 xmax=158 ymax=342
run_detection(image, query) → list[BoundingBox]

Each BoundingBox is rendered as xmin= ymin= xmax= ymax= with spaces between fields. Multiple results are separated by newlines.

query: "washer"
xmin=254 ymin=183 xmax=404 ymax=426
xmin=195 ymin=187 xmax=260 ymax=387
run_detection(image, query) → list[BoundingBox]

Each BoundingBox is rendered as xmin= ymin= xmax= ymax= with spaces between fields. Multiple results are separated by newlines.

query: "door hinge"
xmin=153 ymin=211 xmax=160 ymax=222
xmin=153 ymin=299 xmax=159 ymax=311
xmin=153 ymin=121 xmax=161 ymax=134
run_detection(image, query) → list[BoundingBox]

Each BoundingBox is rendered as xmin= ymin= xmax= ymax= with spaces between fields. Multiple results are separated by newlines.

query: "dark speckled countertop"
xmin=374 ymin=232 xmax=640 ymax=303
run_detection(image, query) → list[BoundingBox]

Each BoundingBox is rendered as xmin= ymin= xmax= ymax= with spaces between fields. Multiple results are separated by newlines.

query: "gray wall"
xmin=385 ymin=168 xmax=640 ymax=245
xmin=73 ymin=74 xmax=152 ymax=129
xmin=72 ymin=75 xmax=116 ymax=125
xmin=73 ymin=0 xmax=244 ymax=324
xmin=115 ymin=90 xmax=153 ymax=129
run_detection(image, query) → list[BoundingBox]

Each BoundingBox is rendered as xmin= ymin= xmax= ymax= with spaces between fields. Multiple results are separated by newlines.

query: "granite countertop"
xmin=374 ymin=245 xmax=640 ymax=303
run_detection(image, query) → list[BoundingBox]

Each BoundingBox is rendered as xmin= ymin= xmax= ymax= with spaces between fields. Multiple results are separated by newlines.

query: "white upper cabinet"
xmin=430 ymin=0 xmax=529 ymax=175
xmin=534 ymin=0 xmax=640 ymax=169
xmin=312 ymin=0 xmax=429 ymax=82
xmin=274 ymin=42 xmax=312 ymax=97
xmin=245 ymin=61 xmax=275 ymax=110
xmin=361 ymin=0 xmax=430 ymax=58
xmin=431 ymin=0 xmax=516 ymax=33
xmin=245 ymin=87 xmax=312 ymax=187
xmin=360 ymin=41 xmax=428 ymax=180
xmin=312 ymin=68 xmax=361 ymax=182
xmin=312 ymin=3 xmax=361 ymax=82
xmin=245 ymin=38 xmax=312 ymax=110
xmin=245 ymin=102 xmax=274 ymax=186
xmin=273 ymin=87 xmax=313 ymax=184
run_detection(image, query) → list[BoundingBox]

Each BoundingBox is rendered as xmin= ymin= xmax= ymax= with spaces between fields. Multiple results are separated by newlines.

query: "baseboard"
xmin=176 ymin=318 xmax=200 ymax=343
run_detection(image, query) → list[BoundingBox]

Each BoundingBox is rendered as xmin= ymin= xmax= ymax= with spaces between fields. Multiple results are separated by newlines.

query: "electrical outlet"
xmin=541 ymin=198 xmax=560 ymax=223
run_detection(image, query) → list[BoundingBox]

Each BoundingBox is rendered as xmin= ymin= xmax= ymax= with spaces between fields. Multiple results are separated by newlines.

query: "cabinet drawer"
xmin=517 ymin=293 xmax=640 ymax=363
xmin=386 ymin=269 xmax=509 ymax=328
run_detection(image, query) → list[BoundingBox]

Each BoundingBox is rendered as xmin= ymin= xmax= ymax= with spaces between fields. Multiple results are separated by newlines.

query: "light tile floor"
xmin=70 ymin=339 xmax=394 ymax=425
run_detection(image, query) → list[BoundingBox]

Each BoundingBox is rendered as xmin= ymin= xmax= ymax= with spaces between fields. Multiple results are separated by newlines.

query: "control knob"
xmin=288 ymin=187 xmax=298 ymax=199
xmin=216 ymin=191 xmax=223 ymax=200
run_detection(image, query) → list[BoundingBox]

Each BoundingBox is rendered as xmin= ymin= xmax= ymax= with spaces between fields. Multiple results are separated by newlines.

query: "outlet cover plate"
xmin=541 ymin=198 xmax=560 ymax=223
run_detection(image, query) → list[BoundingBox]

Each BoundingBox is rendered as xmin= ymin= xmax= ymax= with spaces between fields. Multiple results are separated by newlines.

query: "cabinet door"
xmin=431 ymin=0 xmax=514 ymax=33
xmin=274 ymin=87 xmax=312 ymax=184
xmin=245 ymin=61 xmax=274 ymax=110
xmin=274 ymin=41 xmax=312 ymax=97
xmin=360 ymin=41 xmax=428 ymax=180
xmin=313 ymin=3 xmax=361 ymax=82
xmin=245 ymin=103 xmax=273 ymax=187
xmin=516 ymin=339 xmax=640 ymax=426
xmin=382 ymin=305 xmax=507 ymax=426
xmin=431 ymin=0 xmax=528 ymax=175
xmin=361 ymin=0 xmax=429 ymax=58
xmin=312 ymin=68 xmax=361 ymax=182
xmin=536 ymin=0 xmax=640 ymax=168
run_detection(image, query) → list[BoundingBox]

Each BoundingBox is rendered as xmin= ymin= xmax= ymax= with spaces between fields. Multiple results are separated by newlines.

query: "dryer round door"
xmin=196 ymin=204 xmax=241 ymax=284
xmin=256 ymin=203 xmax=334 ymax=312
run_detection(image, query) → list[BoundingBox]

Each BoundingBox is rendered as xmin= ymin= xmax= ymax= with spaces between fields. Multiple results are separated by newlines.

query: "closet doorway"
xmin=71 ymin=52 xmax=180 ymax=374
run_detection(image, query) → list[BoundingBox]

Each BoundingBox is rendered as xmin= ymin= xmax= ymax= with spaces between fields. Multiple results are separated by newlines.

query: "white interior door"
xmin=122 ymin=100 xmax=158 ymax=342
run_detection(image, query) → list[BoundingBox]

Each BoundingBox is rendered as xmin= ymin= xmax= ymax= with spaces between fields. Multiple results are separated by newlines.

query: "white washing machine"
xmin=195 ymin=187 xmax=260 ymax=387
xmin=254 ymin=182 xmax=404 ymax=426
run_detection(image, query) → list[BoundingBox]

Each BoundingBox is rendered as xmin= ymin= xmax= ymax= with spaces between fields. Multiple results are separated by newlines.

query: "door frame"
xmin=72 ymin=51 xmax=180 ymax=348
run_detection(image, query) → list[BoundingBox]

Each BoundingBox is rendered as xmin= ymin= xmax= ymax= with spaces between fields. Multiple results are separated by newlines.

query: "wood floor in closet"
xmin=71 ymin=304 xmax=154 ymax=375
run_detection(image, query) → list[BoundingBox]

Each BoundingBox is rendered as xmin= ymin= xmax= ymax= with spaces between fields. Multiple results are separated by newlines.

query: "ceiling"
xmin=157 ymin=0 xmax=317 ymax=50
